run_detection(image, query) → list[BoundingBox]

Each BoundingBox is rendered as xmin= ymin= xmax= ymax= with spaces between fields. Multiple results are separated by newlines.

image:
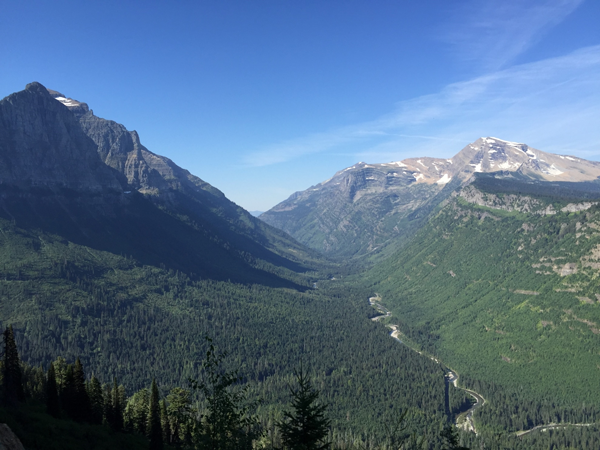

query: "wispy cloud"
xmin=443 ymin=0 xmax=584 ymax=71
xmin=245 ymin=45 xmax=600 ymax=167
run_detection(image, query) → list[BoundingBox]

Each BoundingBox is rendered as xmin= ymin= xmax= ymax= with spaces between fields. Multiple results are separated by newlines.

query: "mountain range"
xmin=260 ymin=137 xmax=600 ymax=257
xmin=1 ymin=83 xmax=456 ymax=444
xmin=2 ymin=82 xmax=600 ymax=448
xmin=258 ymin=131 xmax=600 ymax=444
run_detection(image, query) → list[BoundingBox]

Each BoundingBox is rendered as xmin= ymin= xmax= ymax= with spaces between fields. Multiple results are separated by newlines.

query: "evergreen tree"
xmin=52 ymin=356 xmax=68 ymax=394
xmin=88 ymin=375 xmax=104 ymax=425
xmin=46 ymin=363 xmax=60 ymax=418
xmin=189 ymin=338 xmax=261 ymax=450
xmin=62 ymin=364 xmax=76 ymax=419
xmin=2 ymin=325 xmax=24 ymax=407
xmin=124 ymin=388 xmax=149 ymax=433
xmin=113 ymin=378 xmax=124 ymax=431
xmin=22 ymin=363 xmax=46 ymax=401
xmin=73 ymin=358 xmax=92 ymax=422
xmin=277 ymin=367 xmax=331 ymax=450
xmin=160 ymin=399 xmax=171 ymax=445
xmin=104 ymin=383 xmax=115 ymax=427
xmin=167 ymin=387 xmax=194 ymax=446
xmin=440 ymin=424 xmax=469 ymax=450
xmin=147 ymin=379 xmax=163 ymax=450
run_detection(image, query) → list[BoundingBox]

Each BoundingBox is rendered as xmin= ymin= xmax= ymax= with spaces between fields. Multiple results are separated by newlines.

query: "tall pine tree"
xmin=160 ymin=399 xmax=171 ymax=445
xmin=62 ymin=364 xmax=76 ymax=419
xmin=124 ymin=388 xmax=149 ymax=433
xmin=46 ymin=363 xmax=60 ymax=418
xmin=88 ymin=375 xmax=104 ymax=425
xmin=2 ymin=325 xmax=24 ymax=407
xmin=73 ymin=358 xmax=92 ymax=422
xmin=111 ymin=377 xmax=124 ymax=431
xmin=190 ymin=338 xmax=260 ymax=450
xmin=147 ymin=379 xmax=163 ymax=450
xmin=277 ymin=367 xmax=331 ymax=450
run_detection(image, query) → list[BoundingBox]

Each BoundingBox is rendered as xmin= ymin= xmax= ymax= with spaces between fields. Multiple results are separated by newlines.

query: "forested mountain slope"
xmin=0 ymin=82 xmax=321 ymax=287
xmin=0 ymin=83 xmax=456 ymax=442
xmin=367 ymin=173 xmax=600 ymax=437
xmin=260 ymin=137 xmax=600 ymax=259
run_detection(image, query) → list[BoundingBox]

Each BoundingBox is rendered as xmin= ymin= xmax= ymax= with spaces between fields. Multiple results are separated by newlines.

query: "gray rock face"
xmin=23 ymin=83 xmax=319 ymax=271
xmin=55 ymin=93 xmax=224 ymax=200
xmin=0 ymin=82 xmax=122 ymax=192
xmin=0 ymin=82 xmax=319 ymax=284
xmin=260 ymin=161 xmax=446 ymax=257
xmin=0 ymin=424 xmax=25 ymax=450
xmin=260 ymin=137 xmax=600 ymax=257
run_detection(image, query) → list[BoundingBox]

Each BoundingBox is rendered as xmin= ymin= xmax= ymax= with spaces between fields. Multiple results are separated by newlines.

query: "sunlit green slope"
xmin=368 ymin=175 xmax=600 ymax=432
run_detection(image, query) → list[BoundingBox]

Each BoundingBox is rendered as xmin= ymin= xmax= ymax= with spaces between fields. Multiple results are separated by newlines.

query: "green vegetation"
xmin=368 ymin=187 xmax=600 ymax=441
xmin=0 ymin=214 xmax=459 ymax=447
xmin=1 ymin=160 xmax=599 ymax=448
xmin=277 ymin=366 xmax=331 ymax=450
xmin=2 ymin=326 xmax=466 ymax=449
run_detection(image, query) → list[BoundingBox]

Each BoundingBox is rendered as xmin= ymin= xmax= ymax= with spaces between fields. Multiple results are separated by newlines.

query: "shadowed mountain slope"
xmin=0 ymin=82 xmax=322 ymax=287
xmin=0 ymin=85 xmax=458 ymax=444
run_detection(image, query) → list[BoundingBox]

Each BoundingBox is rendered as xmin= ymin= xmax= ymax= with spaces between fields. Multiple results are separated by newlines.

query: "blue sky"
xmin=2 ymin=1 xmax=599 ymax=211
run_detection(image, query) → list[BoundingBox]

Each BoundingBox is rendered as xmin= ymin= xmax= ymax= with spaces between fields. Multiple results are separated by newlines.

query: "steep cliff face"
xmin=458 ymin=184 xmax=598 ymax=215
xmin=0 ymin=82 xmax=122 ymax=192
xmin=69 ymin=97 xmax=222 ymax=198
xmin=261 ymin=137 xmax=600 ymax=257
xmin=0 ymin=83 xmax=321 ymax=285
xmin=44 ymin=86 xmax=319 ymax=268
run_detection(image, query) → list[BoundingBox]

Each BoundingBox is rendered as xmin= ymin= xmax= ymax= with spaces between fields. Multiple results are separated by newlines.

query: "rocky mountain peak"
xmin=38 ymin=86 xmax=225 ymax=199
xmin=319 ymin=137 xmax=600 ymax=192
xmin=45 ymin=86 xmax=90 ymax=115
xmin=0 ymin=82 xmax=122 ymax=192
xmin=261 ymin=136 xmax=600 ymax=257
xmin=451 ymin=137 xmax=600 ymax=183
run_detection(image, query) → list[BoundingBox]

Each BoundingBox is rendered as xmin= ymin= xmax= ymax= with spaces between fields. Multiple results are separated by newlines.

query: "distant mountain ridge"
xmin=260 ymin=137 xmax=600 ymax=257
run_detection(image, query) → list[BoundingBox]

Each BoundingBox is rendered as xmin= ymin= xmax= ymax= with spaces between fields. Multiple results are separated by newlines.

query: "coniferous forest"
xmin=3 ymin=185 xmax=600 ymax=449
xmin=2 ymin=83 xmax=600 ymax=450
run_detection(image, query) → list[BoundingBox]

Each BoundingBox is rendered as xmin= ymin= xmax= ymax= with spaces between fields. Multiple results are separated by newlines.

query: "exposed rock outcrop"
xmin=0 ymin=424 xmax=25 ymax=450
xmin=48 ymin=87 xmax=224 ymax=200
xmin=261 ymin=136 xmax=600 ymax=256
xmin=0 ymin=83 xmax=319 ymax=284
xmin=0 ymin=82 xmax=122 ymax=192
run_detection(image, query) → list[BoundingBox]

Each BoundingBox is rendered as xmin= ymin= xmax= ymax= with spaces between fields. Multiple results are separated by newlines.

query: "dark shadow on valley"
xmin=0 ymin=186 xmax=309 ymax=291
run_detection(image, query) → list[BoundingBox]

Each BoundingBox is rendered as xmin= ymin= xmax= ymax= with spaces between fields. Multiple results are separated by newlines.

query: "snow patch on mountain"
xmin=55 ymin=96 xmax=81 ymax=107
xmin=436 ymin=174 xmax=451 ymax=185
xmin=546 ymin=165 xmax=564 ymax=176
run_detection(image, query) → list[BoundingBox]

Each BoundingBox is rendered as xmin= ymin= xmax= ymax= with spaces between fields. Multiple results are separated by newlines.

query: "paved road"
xmin=369 ymin=296 xmax=391 ymax=321
xmin=369 ymin=295 xmax=485 ymax=434
xmin=367 ymin=295 xmax=600 ymax=437
xmin=516 ymin=422 xmax=594 ymax=437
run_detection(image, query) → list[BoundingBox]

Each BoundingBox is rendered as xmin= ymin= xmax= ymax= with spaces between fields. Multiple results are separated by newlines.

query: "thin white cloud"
xmin=245 ymin=45 xmax=600 ymax=167
xmin=443 ymin=0 xmax=584 ymax=71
